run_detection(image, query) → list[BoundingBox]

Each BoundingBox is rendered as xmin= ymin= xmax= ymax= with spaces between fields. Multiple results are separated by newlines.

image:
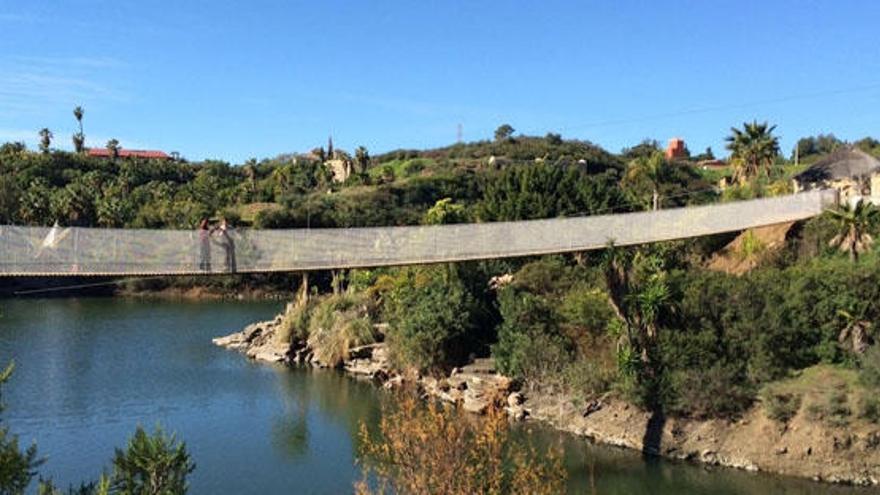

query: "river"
xmin=0 ymin=298 xmax=872 ymax=494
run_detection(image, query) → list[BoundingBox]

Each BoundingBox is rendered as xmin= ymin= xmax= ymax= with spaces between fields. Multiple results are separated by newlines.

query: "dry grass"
xmin=306 ymin=293 xmax=377 ymax=367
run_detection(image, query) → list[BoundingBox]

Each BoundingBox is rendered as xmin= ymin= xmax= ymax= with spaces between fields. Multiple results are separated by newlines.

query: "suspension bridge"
xmin=0 ymin=190 xmax=837 ymax=278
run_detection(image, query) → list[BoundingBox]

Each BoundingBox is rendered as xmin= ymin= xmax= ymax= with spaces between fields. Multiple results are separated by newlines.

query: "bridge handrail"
xmin=0 ymin=190 xmax=838 ymax=276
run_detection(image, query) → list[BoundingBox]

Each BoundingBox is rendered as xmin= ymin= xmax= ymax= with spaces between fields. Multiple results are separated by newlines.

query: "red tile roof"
xmin=87 ymin=148 xmax=171 ymax=159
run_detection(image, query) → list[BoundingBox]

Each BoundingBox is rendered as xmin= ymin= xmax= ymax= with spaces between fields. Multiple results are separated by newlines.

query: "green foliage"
xmin=493 ymin=288 xmax=571 ymax=382
xmin=859 ymin=395 xmax=880 ymax=424
xmin=814 ymin=391 xmax=852 ymax=427
xmin=476 ymin=162 xmax=625 ymax=221
xmin=110 ymin=426 xmax=195 ymax=495
xmin=493 ymin=258 xmax=615 ymax=395
xmin=38 ymin=476 xmax=111 ymax=495
xmin=737 ymin=230 xmax=766 ymax=261
xmin=494 ymin=124 xmax=515 ymax=142
xmin=793 ymin=134 xmax=843 ymax=161
xmin=0 ymin=362 xmax=42 ymax=495
xmin=725 ymin=121 xmax=780 ymax=183
xmin=306 ymin=293 xmax=377 ymax=367
xmin=825 ymin=200 xmax=879 ymax=262
xmin=623 ymin=151 xmax=668 ymax=210
xmin=762 ymin=391 xmax=802 ymax=423
xmin=423 ymin=198 xmax=467 ymax=225
xmin=659 ymin=362 xmax=753 ymax=418
xmin=859 ymin=346 xmax=880 ymax=390
xmin=559 ymin=358 xmax=616 ymax=401
xmin=382 ymin=266 xmax=485 ymax=372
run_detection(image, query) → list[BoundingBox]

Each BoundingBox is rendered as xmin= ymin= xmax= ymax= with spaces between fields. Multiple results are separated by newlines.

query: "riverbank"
xmin=214 ymin=309 xmax=880 ymax=488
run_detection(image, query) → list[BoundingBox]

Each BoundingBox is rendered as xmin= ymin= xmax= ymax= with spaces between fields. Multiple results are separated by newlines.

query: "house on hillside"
xmin=87 ymin=148 xmax=171 ymax=160
xmin=793 ymin=147 xmax=880 ymax=204
xmin=665 ymin=138 xmax=688 ymax=160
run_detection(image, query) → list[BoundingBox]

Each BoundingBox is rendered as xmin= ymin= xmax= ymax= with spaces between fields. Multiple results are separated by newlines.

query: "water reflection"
xmin=0 ymin=298 xmax=875 ymax=495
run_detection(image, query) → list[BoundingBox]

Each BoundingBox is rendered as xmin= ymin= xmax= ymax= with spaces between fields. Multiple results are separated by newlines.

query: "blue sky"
xmin=2 ymin=1 xmax=879 ymax=163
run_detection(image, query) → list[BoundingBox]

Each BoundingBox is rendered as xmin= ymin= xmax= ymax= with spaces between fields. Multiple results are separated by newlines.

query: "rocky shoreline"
xmin=213 ymin=313 xmax=880 ymax=487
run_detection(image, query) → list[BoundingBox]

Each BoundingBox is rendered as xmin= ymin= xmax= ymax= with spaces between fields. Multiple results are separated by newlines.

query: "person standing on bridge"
xmin=212 ymin=217 xmax=237 ymax=273
xmin=198 ymin=218 xmax=212 ymax=272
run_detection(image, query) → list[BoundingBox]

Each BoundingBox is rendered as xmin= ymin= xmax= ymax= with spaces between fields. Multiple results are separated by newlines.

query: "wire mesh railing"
xmin=0 ymin=190 xmax=837 ymax=277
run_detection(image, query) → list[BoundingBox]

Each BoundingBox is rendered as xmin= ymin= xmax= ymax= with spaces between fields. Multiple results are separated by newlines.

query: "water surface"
xmin=0 ymin=298 xmax=873 ymax=494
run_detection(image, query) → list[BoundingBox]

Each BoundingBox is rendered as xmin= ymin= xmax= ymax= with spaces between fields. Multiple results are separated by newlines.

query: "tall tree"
xmin=72 ymin=106 xmax=85 ymax=153
xmin=725 ymin=121 xmax=780 ymax=183
xmin=827 ymin=199 xmax=879 ymax=262
xmin=624 ymin=150 xmax=668 ymax=211
xmin=242 ymin=159 xmax=257 ymax=196
xmin=354 ymin=146 xmax=370 ymax=174
xmin=106 ymin=139 xmax=120 ymax=160
xmin=494 ymin=124 xmax=515 ymax=142
xmin=38 ymin=128 xmax=53 ymax=153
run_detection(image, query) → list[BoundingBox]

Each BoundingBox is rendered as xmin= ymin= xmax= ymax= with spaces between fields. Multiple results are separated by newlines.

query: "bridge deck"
xmin=0 ymin=190 xmax=836 ymax=277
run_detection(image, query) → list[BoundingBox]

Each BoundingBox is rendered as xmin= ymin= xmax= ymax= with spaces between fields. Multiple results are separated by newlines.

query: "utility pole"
xmin=456 ymin=123 xmax=463 ymax=144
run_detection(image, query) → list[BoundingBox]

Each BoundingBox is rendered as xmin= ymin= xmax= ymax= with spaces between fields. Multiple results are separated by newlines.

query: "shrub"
xmin=355 ymin=394 xmax=565 ymax=495
xmin=384 ymin=267 xmax=483 ymax=372
xmin=762 ymin=391 xmax=802 ymax=423
xmin=666 ymin=362 xmax=755 ymax=419
xmin=558 ymin=285 xmax=613 ymax=335
xmin=306 ymin=293 xmax=377 ymax=367
xmin=806 ymin=391 xmax=852 ymax=427
xmin=110 ymin=426 xmax=195 ymax=495
xmin=401 ymin=159 xmax=427 ymax=177
xmin=493 ymin=289 xmax=572 ymax=383
xmin=561 ymin=358 xmax=616 ymax=401
xmin=0 ymin=363 xmax=41 ymax=494
xmin=737 ymin=230 xmax=766 ymax=261
xmin=859 ymin=346 xmax=880 ymax=390
xmin=859 ymin=395 xmax=880 ymax=424
xmin=275 ymin=299 xmax=314 ymax=344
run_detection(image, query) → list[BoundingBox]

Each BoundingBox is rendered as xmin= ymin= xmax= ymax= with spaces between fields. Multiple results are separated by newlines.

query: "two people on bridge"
xmin=198 ymin=217 xmax=236 ymax=273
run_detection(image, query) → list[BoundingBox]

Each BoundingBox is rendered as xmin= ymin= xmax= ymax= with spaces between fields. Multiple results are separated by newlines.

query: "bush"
xmin=0 ymin=363 xmax=41 ymax=494
xmin=806 ymin=391 xmax=852 ymax=427
xmin=561 ymin=358 xmax=616 ymax=401
xmin=860 ymin=395 xmax=880 ymax=424
xmin=666 ymin=362 xmax=755 ymax=419
xmin=110 ymin=426 xmax=195 ymax=494
xmin=306 ymin=293 xmax=377 ymax=367
xmin=493 ymin=289 xmax=572 ymax=383
xmin=383 ymin=267 xmax=483 ymax=372
xmin=859 ymin=346 xmax=880 ymax=390
xmin=762 ymin=391 xmax=802 ymax=423
xmin=275 ymin=299 xmax=314 ymax=344
xmin=356 ymin=394 xmax=565 ymax=495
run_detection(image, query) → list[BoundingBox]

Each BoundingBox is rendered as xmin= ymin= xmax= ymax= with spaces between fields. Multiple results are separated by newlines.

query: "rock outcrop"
xmin=214 ymin=314 xmax=880 ymax=487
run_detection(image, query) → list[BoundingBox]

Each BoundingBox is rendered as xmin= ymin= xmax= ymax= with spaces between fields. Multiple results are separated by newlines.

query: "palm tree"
xmin=38 ymin=128 xmax=53 ymax=153
xmin=624 ymin=151 xmax=667 ymax=211
xmin=827 ymin=199 xmax=879 ymax=262
xmin=837 ymin=308 xmax=873 ymax=354
xmin=725 ymin=121 xmax=780 ymax=184
xmin=72 ymin=106 xmax=85 ymax=153
xmin=106 ymin=139 xmax=120 ymax=160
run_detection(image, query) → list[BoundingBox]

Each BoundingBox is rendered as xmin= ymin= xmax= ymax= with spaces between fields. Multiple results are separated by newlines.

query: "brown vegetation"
xmin=355 ymin=394 xmax=566 ymax=495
